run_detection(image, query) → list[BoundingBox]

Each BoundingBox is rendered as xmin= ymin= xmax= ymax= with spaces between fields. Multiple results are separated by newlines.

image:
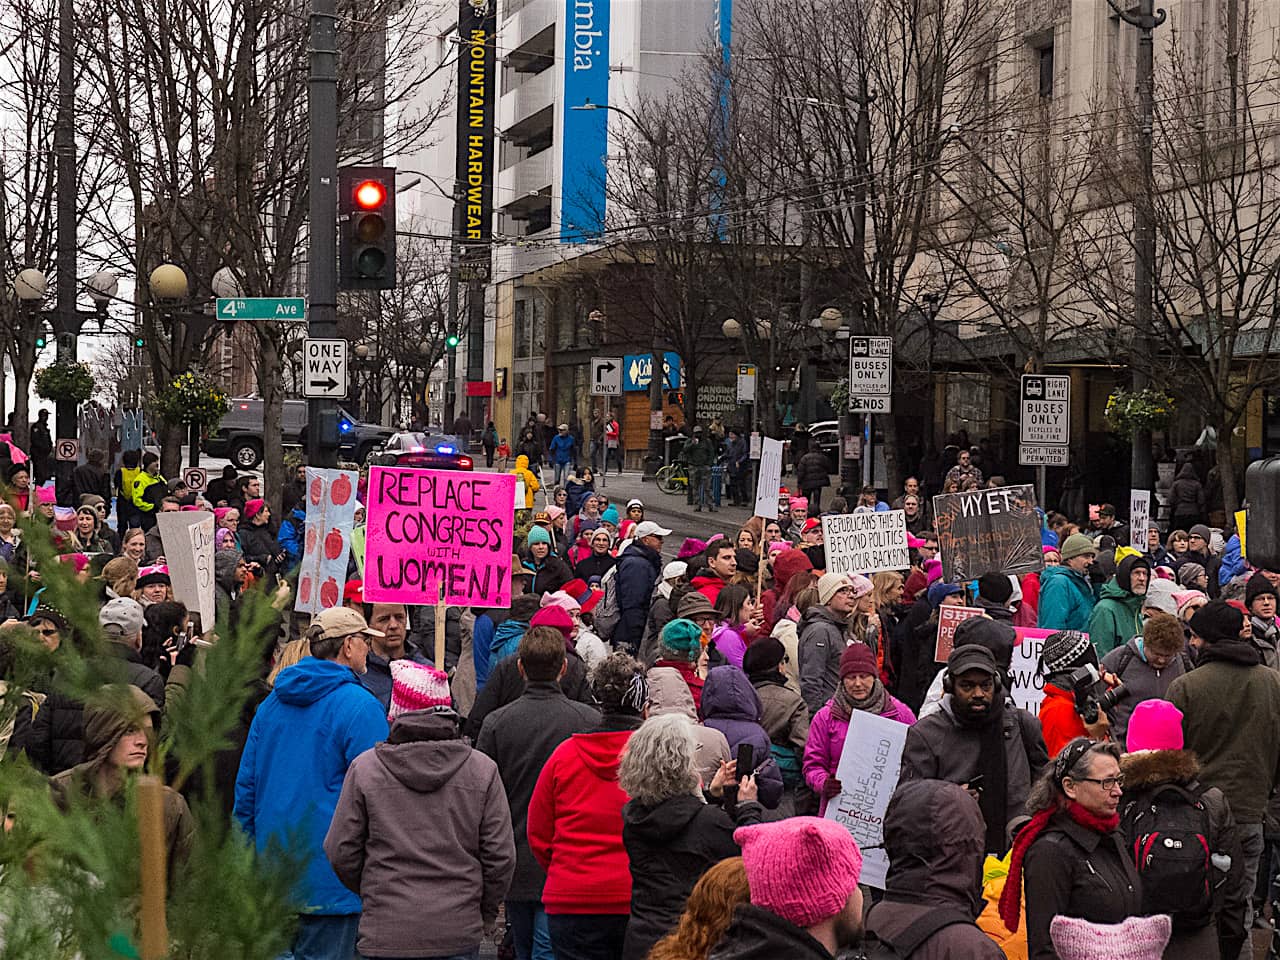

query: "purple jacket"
xmin=699 ymin=666 xmax=784 ymax=809
xmin=712 ymin=622 xmax=749 ymax=668
xmin=803 ymin=695 xmax=917 ymax=816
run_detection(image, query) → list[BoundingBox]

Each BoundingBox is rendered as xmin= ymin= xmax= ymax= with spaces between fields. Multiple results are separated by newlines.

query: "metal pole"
xmin=643 ymin=333 xmax=664 ymax=480
xmin=54 ymin=0 xmax=77 ymax=495
xmin=444 ymin=191 xmax=460 ymax=429
xmin=1037 ymin=464 xmax=1047 ymax=510
xmin=307 ymin=0 xmax=339 ymax=466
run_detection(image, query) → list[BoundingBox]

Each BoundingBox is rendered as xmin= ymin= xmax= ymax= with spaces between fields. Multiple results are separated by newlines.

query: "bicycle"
xmin=655 ymin=461 xmax=690 ymax=495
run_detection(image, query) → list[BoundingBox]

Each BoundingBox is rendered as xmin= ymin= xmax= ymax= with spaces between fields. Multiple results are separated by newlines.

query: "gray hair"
xmin=1027 ymin=738 xmax=1122 ymax=813
xmin=618 ymin=713 xmax=701 ymax=804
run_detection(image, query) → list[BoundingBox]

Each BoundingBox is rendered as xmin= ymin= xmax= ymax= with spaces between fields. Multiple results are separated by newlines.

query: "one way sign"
xmin=591 ymin=356 xmax=623 ymax=396
xmin=303 ymin=339 xmax=349 ymax=398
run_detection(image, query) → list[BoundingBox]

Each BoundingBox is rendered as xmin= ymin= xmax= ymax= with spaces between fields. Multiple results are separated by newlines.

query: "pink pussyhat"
xmin=1126 ymin=699 xmax=1184 ymax=753
xmin=1050 ymin=915 xmax=1171 ymax=960
xmin=734 ymin=817 xmax=862 ymax=929
xmin=387 ymin=660 xmax=452 ymax=722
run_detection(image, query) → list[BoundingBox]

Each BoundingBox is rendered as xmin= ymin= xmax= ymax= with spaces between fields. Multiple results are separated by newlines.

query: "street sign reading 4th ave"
xmin=303 ymin=339 xmax=349 ymax=398
xmin=216 ymin=297 xmax=306 ymax=321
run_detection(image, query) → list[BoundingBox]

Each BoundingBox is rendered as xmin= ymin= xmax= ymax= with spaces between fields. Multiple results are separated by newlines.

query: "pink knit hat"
xmin=735 ymin=818 xmax=862 ymax=928
xmin=847 ymin=574 xmax=873 ymax=600
xmin=387 ymin=660 xmax=452 ymax=722
xmin=924 ymin=558 xmax=943 ymax=584
xmin=529 ymin=604 xmax=575 ymax=640
xmin=1126 ymin=699 xmax=1184 ymax=753
xmin=36 ymin=485 xmax=57 ymax=505
xmin=788 ymin=496 xmax=808 ymax=512
xmin=1049 ymin=915 xmax=1171 ymax=960
xmin=1174 ymin=589 xmax=1207 ymax=618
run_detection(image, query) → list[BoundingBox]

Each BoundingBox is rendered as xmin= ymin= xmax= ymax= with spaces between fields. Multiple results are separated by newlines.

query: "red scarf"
xmin=997 ymin=801 xmax=1121 ymax=932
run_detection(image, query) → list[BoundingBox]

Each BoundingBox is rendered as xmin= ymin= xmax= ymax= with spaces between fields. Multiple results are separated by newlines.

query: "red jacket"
xmin=527 ymin=728 xmax=634 ymax=915
xmin=1039 ymin=683 xmax=1088 ymax=758
xmin=692 ymin=572 xmax=727 ymax=604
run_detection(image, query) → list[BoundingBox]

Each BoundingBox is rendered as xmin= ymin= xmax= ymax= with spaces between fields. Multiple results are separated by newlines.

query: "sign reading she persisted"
xmin=364 ymin=466 xmax=515 ymax=608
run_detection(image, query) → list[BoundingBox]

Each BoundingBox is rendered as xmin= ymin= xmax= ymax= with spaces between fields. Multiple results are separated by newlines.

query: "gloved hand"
xmin=176 ymin=641 xmax=199 ymax=668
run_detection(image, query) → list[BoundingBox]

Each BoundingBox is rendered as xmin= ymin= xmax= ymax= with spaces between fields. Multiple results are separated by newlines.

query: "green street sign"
xmin=215 ymin=297 xmax=306 ymax=321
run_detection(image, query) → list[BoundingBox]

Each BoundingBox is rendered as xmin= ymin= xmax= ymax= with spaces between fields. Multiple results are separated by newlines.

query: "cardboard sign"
xmin=364 ymin=466 xmax=516 ymax=608
xmin=1129 ymin=490 xmax=1150 ymax=552
xmin=754 ymin=438 xmax=784 ymax=519
xmin=157 ymin=511 xmax=216 ymax=631
xmin=822 ymin=510 xmax=910 ymax=575
xmin=1007 ymin=626 xmax=1064 ymax=716
xmin=932 ymin=485 xmax=1043 ymax=583
xmin=934 ymin=605 xmax=985 ymax=662
xmin=296 ymin=468 xmax=360 ymax=615
xmin=824 ymin=710 xmax=909 ymax=890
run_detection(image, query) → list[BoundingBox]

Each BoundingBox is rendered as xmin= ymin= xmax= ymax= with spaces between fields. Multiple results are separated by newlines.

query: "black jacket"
xmin=572 ymin=552 xmax=615 ymax=584
xmin=708 ymin=904 xmax=838 ymax=960
xmin=522 ymin=553 xmax=572 ymax=597
xmin=238 ymin=522 xmax=281 ymax=575
xmin=465 ymin=649 xmax=596 ymax=739
xmin=475 ymin=682 xmax=600 ymax=901
xmin=615 ymin=541 xmax=662 ymax=652
xmin=94 ymin=642 xmax=166 ymax=711
xmin=69 ymin=464 xmax=110 ymax=507
xmin=1022 ymin=811 xmax=1142 ymax=960
xmin=621 ymin=794 xmax=761 ymax=960
xmin=795 ymin=451 xmax=830 ymax=492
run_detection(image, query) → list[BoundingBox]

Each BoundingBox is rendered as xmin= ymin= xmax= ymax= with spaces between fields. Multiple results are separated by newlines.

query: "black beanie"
xmin=977 ymin=572 xmax=1013 ymax=604
xmin=1246 ymin=571 xmax=1278 ymax=609
xmin=952 ymin=617 xmax=1017 ymax=669
xmin=735 ymin=548 xmax=760 ymax=576
xmin=1189 ymin=599 xmax=1244 ymax=644
xmin=742 ymin=637 xmax=786 ymax=677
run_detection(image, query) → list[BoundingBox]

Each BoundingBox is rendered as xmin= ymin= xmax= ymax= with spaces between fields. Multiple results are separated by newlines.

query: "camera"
xmin=1068 ymin=663 xmax=1128 ymax=725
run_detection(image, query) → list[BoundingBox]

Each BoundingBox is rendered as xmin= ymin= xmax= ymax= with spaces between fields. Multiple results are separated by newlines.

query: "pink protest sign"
xmin=364 ymin=466 xmax=516 ymax=608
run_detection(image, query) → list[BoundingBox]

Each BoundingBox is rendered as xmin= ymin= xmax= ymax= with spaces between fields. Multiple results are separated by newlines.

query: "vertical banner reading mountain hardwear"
xmin=454 ymin=0 xmax=496 ymax=279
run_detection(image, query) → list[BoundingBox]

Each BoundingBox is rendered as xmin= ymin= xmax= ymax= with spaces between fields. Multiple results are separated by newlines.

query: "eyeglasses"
xmin=1075 ymin=775 xmax=1125 ymax=791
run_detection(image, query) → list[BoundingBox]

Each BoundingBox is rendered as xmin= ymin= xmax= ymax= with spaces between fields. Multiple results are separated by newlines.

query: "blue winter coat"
xmin=615 ymin=541 xmax=662 ymax=652
xmin=277 ymin=505 xmax=307 ymax=569
xmin=473 ymin=612 xmax=498 ymax=692
xmin=490 ymin=618 xmax=531 ymax=665
xmin=1036 ymin=564 xmax=1097 ymax=633
xmin=1219 ymin=534 xmax=1245 ymax=586
xmin=549 ymin=434 xmax=577 ymax=466
xmin=698 ymin=666 xmax=784 ymax=809
xmin=234 ymin=657 xmax=389 ymax=914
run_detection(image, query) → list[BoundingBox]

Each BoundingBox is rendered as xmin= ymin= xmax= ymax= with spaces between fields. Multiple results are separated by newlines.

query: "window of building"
xmin=944 ymin=373 xmax=991 ymax=439
xmin=1038 ymin=44 xmax=1055 ymax=98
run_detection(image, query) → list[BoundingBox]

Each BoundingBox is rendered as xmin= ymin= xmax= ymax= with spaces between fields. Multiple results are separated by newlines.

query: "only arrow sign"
xmin=309 ymin=377 xmax=339 ymax=391
xmin=595 ymin=361 xmax=616 ymax=382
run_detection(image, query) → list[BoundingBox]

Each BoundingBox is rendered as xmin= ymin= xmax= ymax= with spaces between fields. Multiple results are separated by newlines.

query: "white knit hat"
xmin=387 ymin=660 xmax=452 ymax=722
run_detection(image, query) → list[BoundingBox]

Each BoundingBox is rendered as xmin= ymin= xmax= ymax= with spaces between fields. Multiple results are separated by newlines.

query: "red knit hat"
xmin=529 ymin=604 xmax=574 ymax=640
xmin=387 ymin=660 xmax=452 ymax=722
xmin=839 ymin=642 xmax=878 ymax=679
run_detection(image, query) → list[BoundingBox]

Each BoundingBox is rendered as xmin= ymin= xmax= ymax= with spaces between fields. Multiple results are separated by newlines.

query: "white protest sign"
xmin=1008 ymin=627 xmax=1058 ymax=716
xmin=825 ymin=710 xmax=909 ymax=889
xmin=297 ymin=468 xmax=361 ymax=615
xmin=821 ymin=510 xmax=909 ymax=575
xmin=157 ymin=511 xmax=216 ymax=632
xmin=1129 ymin=490 xmax=1150 ymax=552
xmin=754 ymin=437 xmax=784 ymax=519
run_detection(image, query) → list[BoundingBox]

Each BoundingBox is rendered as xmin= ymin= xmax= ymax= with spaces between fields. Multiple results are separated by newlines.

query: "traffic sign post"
xmin=591 ymin=356 xmax=623 ymax=396
xmin=736 ymin=364 xmax=757 ymax=404
xmin=1019 ymin=373 xmax=1072 ymax=504
xmin=216 ymin=297 xmax=306 ymax=322
xmin=849 ymin=337 xmax=892 ymax=413
xmin=303 ymin=339 xmax=350 ymax=398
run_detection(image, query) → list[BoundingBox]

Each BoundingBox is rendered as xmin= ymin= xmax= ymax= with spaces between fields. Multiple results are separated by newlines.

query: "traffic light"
xmin=445 ymin=329 xmax=460 ymax=349
xmin=339 ymin=165 xmax=396 ymax=290
xmin=133 ymin=331 xmax=146 ymax=349
xmin=34 ymin=328 xmax=47 ymax=349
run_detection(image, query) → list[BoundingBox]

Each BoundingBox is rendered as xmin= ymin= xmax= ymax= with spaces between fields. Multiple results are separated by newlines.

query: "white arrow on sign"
xmin=591 ymin=356 xmax=623 ymax=396
xmin=303 ymin=339 xmax=349 ymax=398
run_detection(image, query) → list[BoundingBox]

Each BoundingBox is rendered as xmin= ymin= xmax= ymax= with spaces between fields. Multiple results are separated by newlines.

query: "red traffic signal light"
xmin=339 ymin=166 xmax=396 ymax=291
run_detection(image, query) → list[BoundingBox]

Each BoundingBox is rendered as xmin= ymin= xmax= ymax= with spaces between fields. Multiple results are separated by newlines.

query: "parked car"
xmin=808 ymin=420 xmax=840 ymax=472
xmin=370 ymin=433 xmax=475 ymax=471
xmin=204 ymin=398 xmax=394 ymax=469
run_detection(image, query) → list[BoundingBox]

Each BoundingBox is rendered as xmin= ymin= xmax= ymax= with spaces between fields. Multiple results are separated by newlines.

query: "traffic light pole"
xmin=53 ymin=0 xmax=77 ymax=497
xmin=307 ymin=0 xmax=339 ymax=467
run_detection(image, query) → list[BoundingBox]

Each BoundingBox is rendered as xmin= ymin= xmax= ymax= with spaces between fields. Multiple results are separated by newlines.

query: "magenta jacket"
xmin=803 ymin=695 xmax=916 ymax=815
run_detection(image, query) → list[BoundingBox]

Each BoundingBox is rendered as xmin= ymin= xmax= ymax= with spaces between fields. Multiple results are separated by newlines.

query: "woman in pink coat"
xmin=803 ymin=642 xmax=915 ymax=815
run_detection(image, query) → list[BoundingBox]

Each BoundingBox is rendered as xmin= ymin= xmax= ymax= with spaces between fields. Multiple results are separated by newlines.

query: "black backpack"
xmin=1120 ymin=782 xmax=1216 ymax=930
xmin=859 ymin=907 xmax=973 ymax=959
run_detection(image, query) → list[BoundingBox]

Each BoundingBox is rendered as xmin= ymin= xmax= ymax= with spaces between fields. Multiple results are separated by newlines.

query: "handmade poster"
xmin=296 ymin=468 xmax=361 ymax=615
xmin=364 ymin=466 xmax=516 ymax=608
xmin=754 ymin=438 xmax=784 ymax=519
xmin=1236 ymin=510 xmax=1248 ymax=560
xmin=932 ymin=485 xmax=1043 ymax=582
xmin=157 ymin=511 xmax=215 ymax=631
xmin=1129 ymin=490 xmax=1150 ymax=552
xmin=1007 ymin=626 xmax=1065 ymax=715
xmin=822 ymin=510 xmax=909 ymax=576
xmin=825 ymin=710 xmax=909 ymax=890
xmin=934 ymin=605 xmax=985 ymax=662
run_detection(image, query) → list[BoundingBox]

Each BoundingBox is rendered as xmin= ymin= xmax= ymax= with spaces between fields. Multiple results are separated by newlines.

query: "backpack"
xmin=1110 ymin=645 xmax=1193 ymax=680
xmin=593 ymin=565 xmax=620 ymax=640
xmin=860 ymin=907 xmax=974 ymax=958
xmin=1120 ymin=782 xmax=1217 ymax=930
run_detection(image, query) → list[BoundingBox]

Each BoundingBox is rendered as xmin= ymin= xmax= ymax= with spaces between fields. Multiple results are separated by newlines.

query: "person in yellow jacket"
xmin=977 ymin=852 xmax=1027 ymax=959
xmin=131 ymin=452 xmax=167 ymax=530
xmin=511 ymin=454 xmax=539 ymax=509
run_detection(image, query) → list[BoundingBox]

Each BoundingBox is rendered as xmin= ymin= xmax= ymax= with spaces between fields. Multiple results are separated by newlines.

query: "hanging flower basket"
xmin=34 ymin=360 xmax=95 ymax=404
xmin=830 ymin=377 xmax=850 ymax=412
xmin=1104 ymin=387 xmax=1175 ymax=437
xmin=152 ymin=370 xmax=231 ymax=429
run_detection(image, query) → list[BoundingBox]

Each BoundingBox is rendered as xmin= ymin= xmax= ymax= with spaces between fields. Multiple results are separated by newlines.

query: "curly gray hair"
xmin=618 ymin=713 xmax=701 ymax=805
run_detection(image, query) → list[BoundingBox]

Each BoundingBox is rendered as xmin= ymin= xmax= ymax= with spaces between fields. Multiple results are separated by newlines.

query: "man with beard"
xmin=709 ymin=817 xmax=864 ymax=960
xmin=901 ymin=645 xmax=1047 ymax=857
xmin=1086 ymin=553 xmax=1150 ymax=656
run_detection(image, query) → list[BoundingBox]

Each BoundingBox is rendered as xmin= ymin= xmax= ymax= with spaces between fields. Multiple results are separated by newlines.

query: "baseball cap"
xmin=100 ymin=597 xmax=146 ymax=637
xmin=532 ymin=511 xmax=552 ymax=525
xmin=311 ymin=607 xmax=385 ymax=641
xmin=634 ymin=521 xmax=672 ymax=539
xmin=801 ymin=518 xmax=822 ymax=534
xmin=947 ymin=643 xmax=999 ymax=677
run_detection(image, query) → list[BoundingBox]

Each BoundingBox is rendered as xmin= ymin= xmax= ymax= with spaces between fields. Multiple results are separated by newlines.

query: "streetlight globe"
xmin=722 ymin=318 xmax=742 ymax=339
xmin=149 ymin=264 xmax=189 ymax=300
xmin=354 ymin=344 xmax=370 ymax=360
xmin=86 ymin=270 xmax=119 ymax=305
xmin=819 ymin=307 xmax=844 ymax=333
xmin=211 ymin=266 xmax=244 ymax=299
xmin=14 ymin=268 xmax=46 ymax=302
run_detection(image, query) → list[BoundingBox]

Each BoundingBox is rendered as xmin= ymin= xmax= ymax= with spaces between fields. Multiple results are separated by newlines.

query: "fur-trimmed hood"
xmin=1121 ymin=748 xmax=1201 ymax=790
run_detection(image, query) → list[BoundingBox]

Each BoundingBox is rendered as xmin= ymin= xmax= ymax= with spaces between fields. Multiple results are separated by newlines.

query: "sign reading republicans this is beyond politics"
xmin=364 ymin=466 xmax=516 ymax=608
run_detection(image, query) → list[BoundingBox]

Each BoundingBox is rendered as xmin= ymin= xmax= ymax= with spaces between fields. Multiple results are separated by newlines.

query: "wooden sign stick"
xmin=434 ymin=580 xmax=447 ymax=670
xmin=137 ymin=775 xmax=168 ymax=960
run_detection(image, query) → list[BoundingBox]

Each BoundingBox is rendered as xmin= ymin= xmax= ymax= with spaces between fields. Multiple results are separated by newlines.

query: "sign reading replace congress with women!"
xmin=365 ymin=466 xmax=516 ymax=608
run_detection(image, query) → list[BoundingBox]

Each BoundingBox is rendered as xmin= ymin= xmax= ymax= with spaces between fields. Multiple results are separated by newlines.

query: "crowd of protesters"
xmin=2 ymin=429 xmax=1277 ymax=960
